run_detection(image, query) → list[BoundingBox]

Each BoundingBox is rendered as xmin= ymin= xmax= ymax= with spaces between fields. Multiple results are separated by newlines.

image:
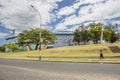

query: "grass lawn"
xmin=0 ymin=43 xmax=120 ymax=63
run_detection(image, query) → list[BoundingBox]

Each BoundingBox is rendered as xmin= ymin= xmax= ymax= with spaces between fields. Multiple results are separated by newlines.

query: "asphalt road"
xmin=0 ymin=59 xmax=120 ymax=80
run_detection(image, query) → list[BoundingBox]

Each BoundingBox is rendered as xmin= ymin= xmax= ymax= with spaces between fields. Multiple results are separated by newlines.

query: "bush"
xmin=6 ymin=44 xmax=19 ymax=52
xmin=0 ymin=45 xmax=6 ymax=52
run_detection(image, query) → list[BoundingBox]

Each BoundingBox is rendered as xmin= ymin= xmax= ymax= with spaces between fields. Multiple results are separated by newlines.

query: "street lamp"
xmin=31 ymin=5 xmax=42 ymax=60
xmin=100 ymin=26 xmax=104 ymax=44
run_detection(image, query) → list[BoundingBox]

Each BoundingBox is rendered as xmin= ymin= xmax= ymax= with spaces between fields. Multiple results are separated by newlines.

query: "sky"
xmin=0 ymin=0 xmax=120 ymax=45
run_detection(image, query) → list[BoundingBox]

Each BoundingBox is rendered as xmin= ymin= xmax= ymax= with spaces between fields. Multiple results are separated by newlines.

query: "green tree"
xmin=73 ymin=23 xmax=119 ymax=45
xmin=6 ymin=44 xmax=19 ymax=52
xmin=73 ymin=25 xmax=90 ymax=45
xmin=18 ymin=28 xmax=56 ymax=50
xmin=110 ymin=30 xmax=119 ymax=43
xmin=103 ymin=26 xmax=112 ymax=42
xmin=81 ymin=30 xmax=90 ymax=44
xmin=0 ymin=45 xmax=6 ymax=52
xmin=89 ymin=23 xmax=102 ymax=44
xmin=73 ymin=27 xmax=81 ymax=45
xmin=103 ymin=29 xmax=111 ymax=42
xmin=103 ymin=26 xmax=119 ymax=43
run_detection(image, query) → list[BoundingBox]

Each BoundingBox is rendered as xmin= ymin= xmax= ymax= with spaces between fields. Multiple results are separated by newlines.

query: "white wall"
xmin=54 ymin=34 xmax=74 ymax=47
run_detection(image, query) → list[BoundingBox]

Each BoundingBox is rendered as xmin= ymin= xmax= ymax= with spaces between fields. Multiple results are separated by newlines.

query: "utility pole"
xmin=100 ymin=26 xmax=104 ymax=44
xmin=31 ymin=5 xmax=42 ymax=61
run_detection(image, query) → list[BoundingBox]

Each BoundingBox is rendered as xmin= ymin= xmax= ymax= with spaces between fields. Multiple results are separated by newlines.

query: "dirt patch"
xmin=109 ymin=46 xmax=120 ymax=53
xmin=48 ymin=48 xmax=108 ymax=54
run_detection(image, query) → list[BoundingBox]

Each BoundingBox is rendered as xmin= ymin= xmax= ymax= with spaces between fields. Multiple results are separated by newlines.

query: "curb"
xmin=0 ymin=57 xmax=120 ymax=64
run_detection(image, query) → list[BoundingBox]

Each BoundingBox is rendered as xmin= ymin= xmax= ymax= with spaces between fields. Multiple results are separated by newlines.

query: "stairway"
xmin=109 ymin=46 xmax=120 ymax=53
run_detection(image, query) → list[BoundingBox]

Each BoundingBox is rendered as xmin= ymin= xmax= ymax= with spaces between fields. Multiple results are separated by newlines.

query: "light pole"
xmin=100 ymin=26 xmax=104 ymax=44
xmin=31 ymin=5 xmax=42 ymax=60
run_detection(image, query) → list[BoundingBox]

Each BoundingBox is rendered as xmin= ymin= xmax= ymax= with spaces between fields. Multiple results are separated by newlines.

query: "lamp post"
xmin=31 ymin=5 xmax=42 ymax=60
xmin=100 ymin=26 xmax=104 ymax=44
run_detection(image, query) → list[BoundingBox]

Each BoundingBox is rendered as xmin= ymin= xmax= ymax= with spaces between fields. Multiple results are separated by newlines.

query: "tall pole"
xmin=31 ymin=5 xmax=42 ymax=60
xmin=100 ymin=26 xmax=103 ymax=44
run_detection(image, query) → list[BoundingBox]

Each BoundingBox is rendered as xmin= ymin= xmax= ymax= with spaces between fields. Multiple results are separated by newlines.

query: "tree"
xmin=110 ymin=30 xmax=119 ymax=43
xmin=6 ymin=44 xmax=19 ymax=52
xmin=0 ymin=45 xmax=6 ymax=52
xmin=73 ymin=27 xmax=81 ymax=45
xmin=103 ymin=26 xmax=119 ymax=43
xmin=103 ymin=26 xmax=112 ymax=42
xmin=89 ymin=23 xmax=102 ymax=44
xmin=103 ymin=29 xmax=111 ymax=42
xmin=81 ymin=30 xmax=90 ymax=44
xmin=74 ymin=23 xmax=119 ymax=45
xmin=73 ymin=25 xmax=90 ymax=45
xmin=18 ymin=28 xmax=56 ymax=50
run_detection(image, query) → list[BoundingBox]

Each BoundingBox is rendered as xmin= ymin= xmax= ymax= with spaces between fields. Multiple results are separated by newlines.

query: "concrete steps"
xmin=109 ymin=46 xmax=120 ymax=53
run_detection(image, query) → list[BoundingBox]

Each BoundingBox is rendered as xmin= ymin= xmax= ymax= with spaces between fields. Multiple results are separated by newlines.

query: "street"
xmin=0 ymin=58 xmax=120 ymax=80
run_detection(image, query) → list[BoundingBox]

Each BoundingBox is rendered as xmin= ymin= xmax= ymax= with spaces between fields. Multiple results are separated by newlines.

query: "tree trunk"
xmin=93 ymin=41 xmax=96 ymax=44
xmin=84 ymin=41 xmax=86 ymax=45
xmin=26 ymin=44 xmax=32 ymax=51
xmin=35 ymin=43 xmax=39 ymax=50
xmin=77 ymin=41 xmax=80 ymax=45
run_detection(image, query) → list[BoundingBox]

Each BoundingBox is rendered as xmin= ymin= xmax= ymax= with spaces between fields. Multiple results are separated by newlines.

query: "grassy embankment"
xmin=0 ymin=43 xmax=120 ymax=63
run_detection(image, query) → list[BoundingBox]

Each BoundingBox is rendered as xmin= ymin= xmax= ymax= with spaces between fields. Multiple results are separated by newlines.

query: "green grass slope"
xmin=0 ymin=44 xmax=120 ymax=59
xmin=42 ymin=44 xmax=120 ymax=58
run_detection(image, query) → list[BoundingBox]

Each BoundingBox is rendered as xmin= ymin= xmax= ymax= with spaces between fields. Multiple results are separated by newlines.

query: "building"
xmin=53 ymin=31 xmax=74 ymax=47
xmin=5 ymin=31 xmax=74 ymax=51
xmin=111 ymin=24 xmax=120 ymax=33
xmin=6 ymin=35 xmax=18 ymax=45
xmin=5 ymin=35 xmax=18 ymax=52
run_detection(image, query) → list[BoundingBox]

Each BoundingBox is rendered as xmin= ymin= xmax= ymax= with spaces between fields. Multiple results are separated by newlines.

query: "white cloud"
xmin=57 ymin=6 xmax=76 ymax=17
xmin=55 ymin=14 xmax=79 ymax=31
xmin=72 ymin=2 xmax=82 ymax=9
xmin=67 ymin=25 xmax=80 ymax=31
xmin=0 ymin=0 xmax=63 ymax=33
xmin=55 ymin=23 xmax=66 ymax=30
xmin=0 ymin=32 xmax=8 ymax=38
xmin=90 ymin=0 xmax=120 ymax=19
xmin=31 ymin=0 xmax=59 ymax=24
xmin=78 ymin=0 xmax=120 ymax=21
xmin=63 ymin=15 xmax=80 ymax=26
xmin=79 ymin=5 xmax=92 ymax=15
xmin=57 ymin=1 xmax=83 ymax=17
xmin=81 ymin=0 xmax=106 ymax=4
xmin=55 ymin=0 xmax=120 ymax=31
xmin=0 ymin=0 xmax=120 ymax=34
xmin=111 ymin=20 xmax=120 ymax=25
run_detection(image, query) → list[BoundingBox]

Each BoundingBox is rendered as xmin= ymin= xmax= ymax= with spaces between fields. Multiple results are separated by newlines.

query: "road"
xmin=0 ymin=58 xmax=120 ymax=80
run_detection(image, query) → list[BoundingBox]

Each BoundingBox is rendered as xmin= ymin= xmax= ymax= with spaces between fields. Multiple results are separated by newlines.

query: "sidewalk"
xmin=42 ymin=57 xmax=120 ymax=60
xmin=0 ymin=57 xmax=120 ymax=63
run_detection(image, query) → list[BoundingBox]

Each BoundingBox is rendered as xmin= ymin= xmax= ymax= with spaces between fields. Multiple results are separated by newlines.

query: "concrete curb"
xmin=0 ymin=57 xmax=120 ymax=64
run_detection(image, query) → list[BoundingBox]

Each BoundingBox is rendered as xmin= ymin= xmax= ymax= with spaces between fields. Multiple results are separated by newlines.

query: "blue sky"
xmin=0 ymin=0 xmax=120 ymax=45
